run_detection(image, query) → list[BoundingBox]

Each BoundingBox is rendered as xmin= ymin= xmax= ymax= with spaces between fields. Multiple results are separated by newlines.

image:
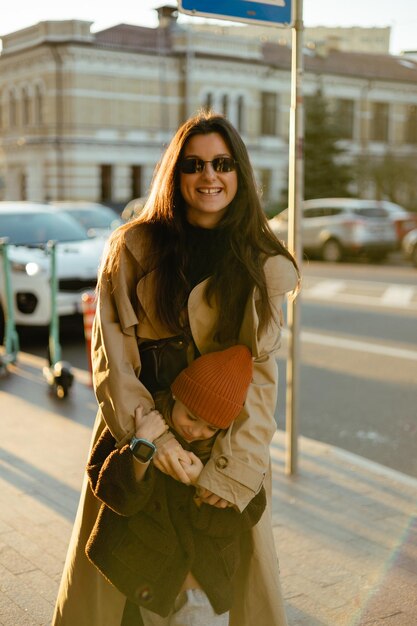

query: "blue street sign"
xmin=178 ymin=0 xmax=293 ymax=27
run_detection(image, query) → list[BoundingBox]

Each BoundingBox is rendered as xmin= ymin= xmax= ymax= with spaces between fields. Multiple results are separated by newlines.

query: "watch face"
xmin=131 ymin=439 xmax=156 ymax=463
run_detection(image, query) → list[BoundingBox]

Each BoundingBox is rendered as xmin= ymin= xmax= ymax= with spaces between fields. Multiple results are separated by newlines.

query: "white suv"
xmin=269 ymin=198 xmax=397 ymax=262
xmin=0 ymin=202 xmax=106 ymax=337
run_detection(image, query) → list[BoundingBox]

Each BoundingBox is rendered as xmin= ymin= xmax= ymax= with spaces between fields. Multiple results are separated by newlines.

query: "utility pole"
xmin=285 ymin=0 xmax=304 ymax=475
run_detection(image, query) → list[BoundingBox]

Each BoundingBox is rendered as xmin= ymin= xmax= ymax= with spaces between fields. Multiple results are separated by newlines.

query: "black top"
xmin=183 ymin=221 xmax=229 ymax=289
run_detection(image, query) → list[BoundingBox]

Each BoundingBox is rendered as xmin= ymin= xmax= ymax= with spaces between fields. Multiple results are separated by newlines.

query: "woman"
xmin=52 ymin=111 xmax=299 ymax=626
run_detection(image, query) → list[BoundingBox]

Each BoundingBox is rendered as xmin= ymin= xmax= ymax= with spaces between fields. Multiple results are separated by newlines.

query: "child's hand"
xmin=134 ymin=405 xmax=169 ymax=442
xmin=194 ymin=487 xmax=233 ymax=509
xmin=179 ymin=452 xmax=204 ymax=485
xmin=153 ymin=440 xmax=193 ymax=485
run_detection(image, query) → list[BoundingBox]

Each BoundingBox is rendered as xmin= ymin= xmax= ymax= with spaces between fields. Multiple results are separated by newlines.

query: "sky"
xmin=0 ymin=0 xmax=416 ymax=55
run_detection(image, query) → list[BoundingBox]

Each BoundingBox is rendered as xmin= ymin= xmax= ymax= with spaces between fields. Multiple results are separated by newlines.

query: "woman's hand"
xmin=153 ymin=438 xmax=195 ymax=485
xmin=134 ymin=405 xmax=169 ymax=442
xmin=195 ymin=487 xmax=233 ymax=509
xmin=179 ymin=452 xmax=204 ymax=485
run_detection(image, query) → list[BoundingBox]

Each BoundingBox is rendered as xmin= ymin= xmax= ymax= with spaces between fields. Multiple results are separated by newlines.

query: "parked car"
xmin=402 ymin=228 xmax=417 ymax=267
xmin=49 ymin=201 xmax=122 ymax=238
xmin=269 ymin=198 xmax=397 ymax=262
xmin=0 ymin=202 xmax=106 ymax=336
xmin=374 ymin=201 xmax=417 ymax=245
xmin=121 ymin=197 xmax=147 ymax=221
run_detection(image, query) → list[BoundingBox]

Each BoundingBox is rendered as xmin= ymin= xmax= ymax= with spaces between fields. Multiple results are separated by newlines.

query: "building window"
xmin=370 ymin=102 xmax=389 ymax=142
xmin=261 ymin=92 xmax=278 ymax=136
xmin=237 ymin=95 xmax=245 ymax=133
xmin=131 ymin=165 xmax=142 ymax=199
xmin=204 ymin=92 xmax=213 ymax=113
xmin=22 ymin=87 xmax=30 ymax=126
xmin=9 ymin=91 xmax=17 ymax=127
xmin=335 ymin=98 xmax=354 ymax=139
xmin=405 ymin=104 xmax=417 ymax=145
xmin=20 ymin=171 xmax=27 ymax=201
xmin=100 ymin=165 xmax=113 ymax=203
xmin=34 ymin=84 xmax=43 ymax=125
xmin=221 ymin=94 xmax=229 ymax=117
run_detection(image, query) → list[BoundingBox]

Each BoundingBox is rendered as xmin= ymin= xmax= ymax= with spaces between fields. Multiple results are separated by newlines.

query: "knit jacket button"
xmin=136 ymin=586 xmax=153 ymax=602
xmin=215 ymin=455 xmax=228 ymax=469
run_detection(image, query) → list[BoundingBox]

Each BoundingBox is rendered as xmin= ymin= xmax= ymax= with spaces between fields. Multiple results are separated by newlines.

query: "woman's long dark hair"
xmin=102 ymin=111 xmax=299 ymax=342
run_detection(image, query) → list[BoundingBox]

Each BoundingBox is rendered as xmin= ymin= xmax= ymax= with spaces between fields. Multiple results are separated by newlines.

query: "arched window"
xmin=204 ymin=92 xmax=213 ymax=113
xmin=222 ymin=94 xmax=229 ymax=117
xmin=405 ymin=104 xmax=417 ymax=145
xmin=22 ymin=86 xmax=30 ymax=126
xmin=20 ymin=171 xmax=27 ymax=201
xmin=34 ymin=84 xmax=43 ymax=125
xmin=261 ymin=92 xmax=278 ymax=136
xmin=370 ymin=101 xmax=389 ymax=142
xmin=9 ymin=90 xmax=17 ymax=127
xmin=237 ymin=95 xmax=245 ymax=133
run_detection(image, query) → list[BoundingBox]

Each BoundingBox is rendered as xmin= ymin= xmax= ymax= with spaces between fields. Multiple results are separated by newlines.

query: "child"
xmin=85 ymin=345 xmax=266 ymax=626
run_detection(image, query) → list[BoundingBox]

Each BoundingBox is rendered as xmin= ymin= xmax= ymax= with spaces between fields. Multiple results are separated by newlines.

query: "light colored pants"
xmin=140 ymin=589 xmax=229 ymax=626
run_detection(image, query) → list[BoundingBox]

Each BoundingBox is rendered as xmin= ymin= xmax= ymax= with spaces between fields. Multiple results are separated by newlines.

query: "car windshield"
xmin=0 ymin=211 xmax=89 ymax=245
xmin=65 ymin=208 xmax=121 ymax=230
xmin=353 ymin=208 xmax=387 ymax=218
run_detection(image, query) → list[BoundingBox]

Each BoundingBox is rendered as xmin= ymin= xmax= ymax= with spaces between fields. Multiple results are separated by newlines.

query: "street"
xmin=277 ymin=258 xmax=417 ymax=478
xmin=17 ymin=258 xmax=417 ymax=479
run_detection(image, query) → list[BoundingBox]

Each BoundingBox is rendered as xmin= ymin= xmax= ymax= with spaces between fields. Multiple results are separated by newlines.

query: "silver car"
xmin=49 ymin=201 xmax=122 ymax=238
xmin=269 ymin=198 xmax=397 ymax=262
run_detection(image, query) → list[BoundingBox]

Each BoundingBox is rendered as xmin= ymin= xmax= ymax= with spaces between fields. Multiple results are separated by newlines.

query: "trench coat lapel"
xmin=136 ymin=270 xmax=220 ymax=353
xmin=136 ymin=269 xmax=172 ymax=339
xmin=187 ymin=278 xmax=221 ymax=355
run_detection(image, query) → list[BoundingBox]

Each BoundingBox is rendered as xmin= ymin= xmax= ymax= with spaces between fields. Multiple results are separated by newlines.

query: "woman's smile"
xmin=197 ymin=187 xmax=222 ymax=195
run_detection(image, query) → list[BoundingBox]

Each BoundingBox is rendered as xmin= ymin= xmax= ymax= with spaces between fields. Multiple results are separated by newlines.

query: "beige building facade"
xmin=0 ymin=9 xmax=417 ymax=208
xmin=192 ymin=23 xmax=392 ymax=55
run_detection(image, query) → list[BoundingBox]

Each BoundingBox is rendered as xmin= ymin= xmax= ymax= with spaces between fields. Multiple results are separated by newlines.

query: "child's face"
xmin=171 ymin=398 xmax=219 ymax=442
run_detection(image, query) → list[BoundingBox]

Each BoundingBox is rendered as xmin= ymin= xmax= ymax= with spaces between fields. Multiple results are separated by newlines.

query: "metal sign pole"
xmin=285 ymin=0 xmax=303 ymax=475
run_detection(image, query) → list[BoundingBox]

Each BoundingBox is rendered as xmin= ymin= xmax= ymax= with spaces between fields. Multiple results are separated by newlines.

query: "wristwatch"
xmin=129 ymin=436 xmax=157 ymax=463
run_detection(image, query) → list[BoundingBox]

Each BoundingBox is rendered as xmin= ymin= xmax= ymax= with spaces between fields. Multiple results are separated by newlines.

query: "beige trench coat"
xmin=52 ymin=226 xmax=298 ymax=626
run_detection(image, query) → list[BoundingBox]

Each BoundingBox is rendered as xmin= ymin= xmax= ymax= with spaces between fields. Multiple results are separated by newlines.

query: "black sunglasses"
xmin=179 ymin=156 xmax=237 ymax=174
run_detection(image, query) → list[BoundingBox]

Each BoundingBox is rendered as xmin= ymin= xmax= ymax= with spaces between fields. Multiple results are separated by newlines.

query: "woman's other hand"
xmin=134 ymin=405 xmax=168 ymax=442
xmin=153 ymin=438 xmax=194 ymax=485
xmin=195 ymin=487 xmax=233 ymax=509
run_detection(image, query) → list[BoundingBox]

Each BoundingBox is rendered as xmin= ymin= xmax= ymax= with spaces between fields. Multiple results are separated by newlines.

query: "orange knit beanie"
xmin=171 ymin=345 xmax=253 ymax=429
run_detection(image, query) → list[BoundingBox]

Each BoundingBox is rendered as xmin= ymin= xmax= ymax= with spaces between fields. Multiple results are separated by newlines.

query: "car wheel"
xmin=411 ymin=245 xmax=417 ymax=268
xmin=321 ymin=239 xmax=343 ymax=263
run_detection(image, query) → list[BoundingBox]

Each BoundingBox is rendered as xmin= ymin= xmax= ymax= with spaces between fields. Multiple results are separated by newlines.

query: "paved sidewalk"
xmin=0 ymin=351 xmax=416 ymax=626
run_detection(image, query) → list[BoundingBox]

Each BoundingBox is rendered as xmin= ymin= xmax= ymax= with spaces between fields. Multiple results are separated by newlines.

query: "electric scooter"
xmin=42 ymin=240 xmax=74 ymax=398
xmin=0 ymin=238 xmax=20 ymax=375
